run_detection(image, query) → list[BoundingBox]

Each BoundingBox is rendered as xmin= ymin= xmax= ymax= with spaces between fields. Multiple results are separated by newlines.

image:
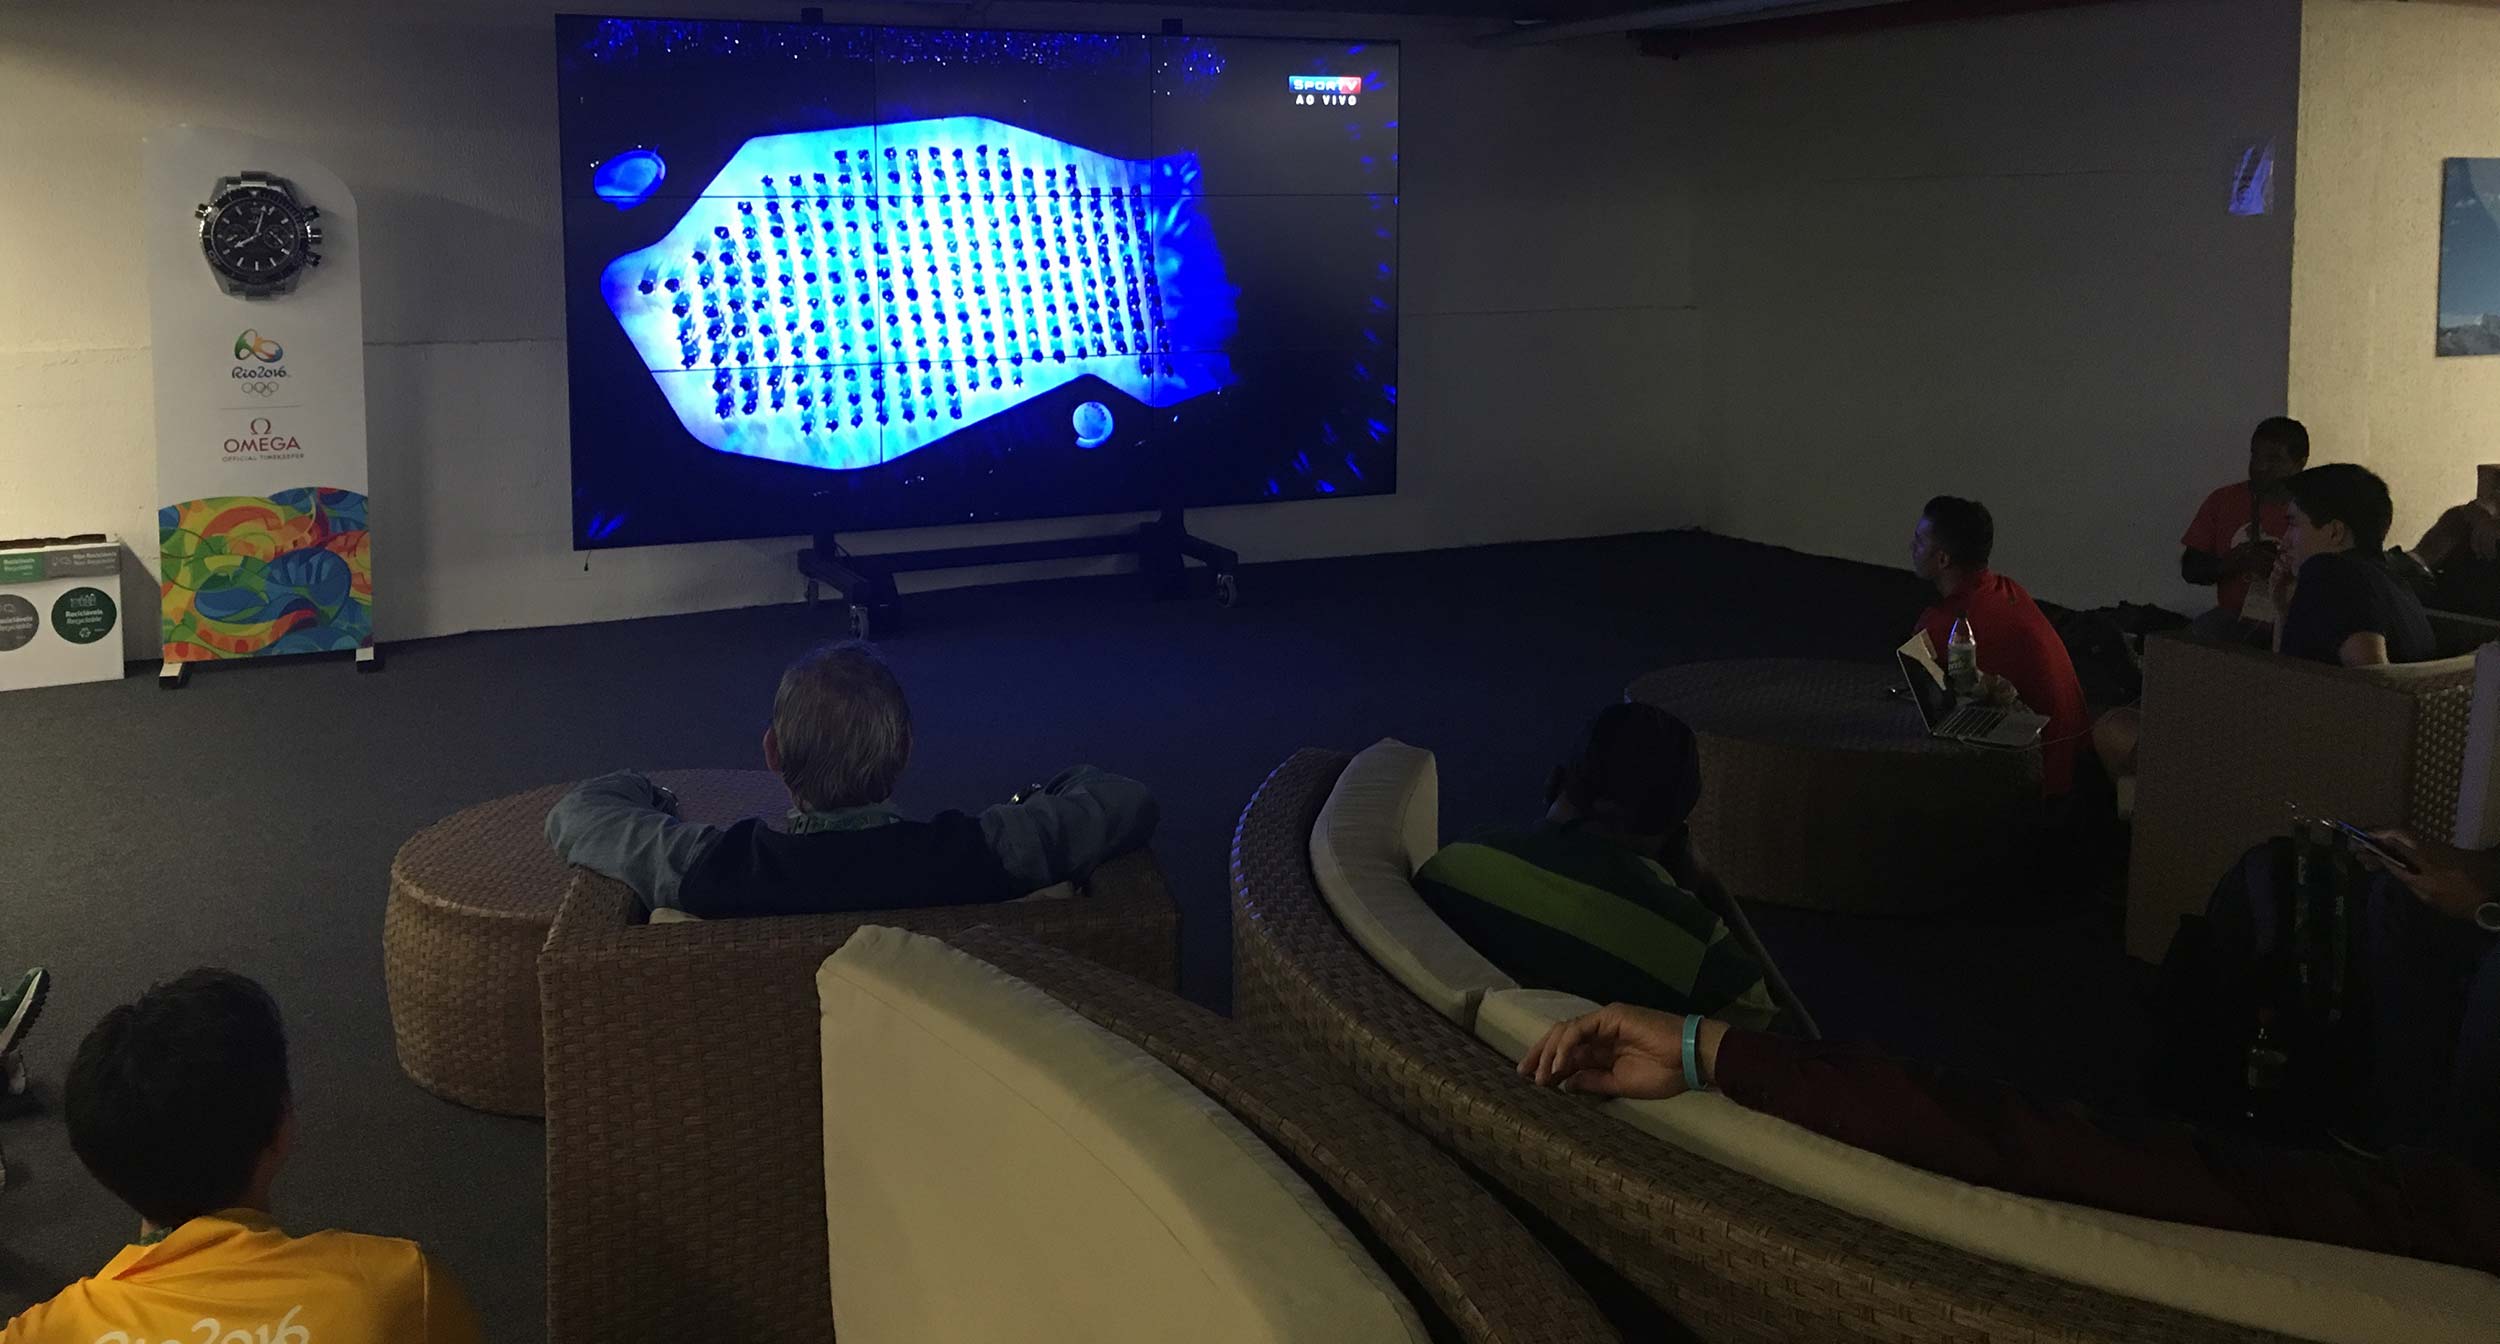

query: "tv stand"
xmin=796 ymin=507 xmax=1238 ymax=638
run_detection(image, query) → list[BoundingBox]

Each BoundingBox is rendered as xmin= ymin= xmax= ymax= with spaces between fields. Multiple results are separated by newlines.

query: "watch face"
xmin=201 ymin=186 xmax=311 ymax=287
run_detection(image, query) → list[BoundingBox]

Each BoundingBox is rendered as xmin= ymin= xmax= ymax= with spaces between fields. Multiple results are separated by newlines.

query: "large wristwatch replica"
xmin=194 ymin=171 xmax=324 ymax=299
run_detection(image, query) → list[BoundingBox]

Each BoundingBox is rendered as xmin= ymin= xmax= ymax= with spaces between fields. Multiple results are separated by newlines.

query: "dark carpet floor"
xmin=0 ymin=529 xmax=2145 ymax=1341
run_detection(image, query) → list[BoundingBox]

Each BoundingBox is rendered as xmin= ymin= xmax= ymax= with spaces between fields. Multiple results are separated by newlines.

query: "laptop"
xmin=1894 ymin=632 xmax=2049 ymax=748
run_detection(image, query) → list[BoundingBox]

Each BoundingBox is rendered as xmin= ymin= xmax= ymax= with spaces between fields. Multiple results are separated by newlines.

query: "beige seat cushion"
xmin=1309 ymin=739 xmax=1515 ymax=1026
xmin=1472 ymin=987 xmax=1602 ymax=1063
xmin=1474 ymin=988 xmax=2500 ymax=1344
xmin=817 ymin=926 xmax=1429 ymax=1344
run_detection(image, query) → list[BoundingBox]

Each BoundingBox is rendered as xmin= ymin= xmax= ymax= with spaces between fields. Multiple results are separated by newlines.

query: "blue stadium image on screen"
xmin=598 ymin=119 xmax=1236 ymax=471
xmin=558 ymin=16 xmax=1398 ymax=550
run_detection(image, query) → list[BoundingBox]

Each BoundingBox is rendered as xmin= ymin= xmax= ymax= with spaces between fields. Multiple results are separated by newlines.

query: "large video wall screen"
xmin=558 ymin=16 xmax=1399 ymax=549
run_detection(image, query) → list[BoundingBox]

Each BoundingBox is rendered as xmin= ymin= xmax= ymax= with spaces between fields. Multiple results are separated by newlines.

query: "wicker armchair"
xmin=1233 ymin=749 xmax=2282 ymax=1344
xmin=2125 ymin=631 xmax=2479 ymax=961
xmin=539 ymin=851 xmax=1180 ymax=1344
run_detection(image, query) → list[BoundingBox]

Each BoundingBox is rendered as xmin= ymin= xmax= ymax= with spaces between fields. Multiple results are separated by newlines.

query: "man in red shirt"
xmin=2182 ymin=416 xmax=2307 ymax=641
xmin=1910 ymin=496 xmax=2088 ymax=795
xmin=2089 ymin=418 xmax=2311 ymax=783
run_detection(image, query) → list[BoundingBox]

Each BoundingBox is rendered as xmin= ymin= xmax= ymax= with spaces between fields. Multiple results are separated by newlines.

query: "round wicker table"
xmin=383 ymin=768 xmax=788 ymax=1117
xmin=1627 ymin=659 xmax=2041 ymax=915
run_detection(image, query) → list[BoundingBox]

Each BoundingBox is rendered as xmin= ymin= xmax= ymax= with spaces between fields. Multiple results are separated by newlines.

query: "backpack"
xmin=2142 ymin=836 xmax=2374 ymax=1141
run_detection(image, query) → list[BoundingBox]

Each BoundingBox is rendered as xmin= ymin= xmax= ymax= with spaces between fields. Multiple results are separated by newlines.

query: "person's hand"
xmin=1519 ymin=1003 xmax=1693 ymax=1101
xmin=2367 ymin=829 xmax=2500 ymax=922
xmin=1973 ymin=671 xmax=2021 ymax=708
xmin=1666 ymin=832 xmax=1738 ymax=920
xmin=1660 ymin=828 xmax=1705 ymax=890
xmin=2229 ymin=538 xmax=2280 ymax=579
xmin=2269 ymin=547 xmax=2300 ymax=612
xmin=2470 ymin=509 xmax=2500 ymax=562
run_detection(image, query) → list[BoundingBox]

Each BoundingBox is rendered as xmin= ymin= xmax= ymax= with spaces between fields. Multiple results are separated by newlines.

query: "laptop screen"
xmin=1894 ymin=633 xmax=1956 ymax=729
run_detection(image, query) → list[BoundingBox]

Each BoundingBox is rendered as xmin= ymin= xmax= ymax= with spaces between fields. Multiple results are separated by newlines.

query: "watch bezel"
xmin=200 ymin=189 xmax=311 ymax=286
xmin=195 ymin=176 xmax=324 ymax=296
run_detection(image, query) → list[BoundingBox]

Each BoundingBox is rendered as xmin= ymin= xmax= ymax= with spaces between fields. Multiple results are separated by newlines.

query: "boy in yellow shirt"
xmin=3 ymin=970 xmax=480 ymax=1343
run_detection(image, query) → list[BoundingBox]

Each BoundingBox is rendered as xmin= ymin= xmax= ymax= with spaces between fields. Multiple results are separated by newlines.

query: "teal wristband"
xmin=1681 ymin=1014 xmax=1705 ymax=1092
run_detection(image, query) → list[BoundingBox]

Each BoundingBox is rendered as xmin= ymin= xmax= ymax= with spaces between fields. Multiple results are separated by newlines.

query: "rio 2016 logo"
xmin=93 ymin=1304 xmax=312 ymax=1343
xmin=231 ymin=329 xmax=288 ymax=381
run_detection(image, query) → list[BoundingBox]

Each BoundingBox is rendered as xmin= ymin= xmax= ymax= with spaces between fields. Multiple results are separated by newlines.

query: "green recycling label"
xmin=50 ymin=587 xmax=117 ymax=645
xmin=0 ymin=595 xmax=33 ymax=652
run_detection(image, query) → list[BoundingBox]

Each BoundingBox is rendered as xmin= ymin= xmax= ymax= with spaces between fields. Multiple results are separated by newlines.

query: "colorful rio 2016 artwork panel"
xmin=159 ymin=488 xmax=373 ymax=662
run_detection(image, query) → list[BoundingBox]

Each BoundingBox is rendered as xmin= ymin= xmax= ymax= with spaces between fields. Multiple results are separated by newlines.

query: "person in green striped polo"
xmin=1415 ymin=704 xmax=1783 ymax=1030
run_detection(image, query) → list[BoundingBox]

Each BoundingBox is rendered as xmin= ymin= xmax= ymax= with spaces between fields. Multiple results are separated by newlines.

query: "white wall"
xmin=2 ymin=0 xmax=2328 ymax=652
xmin=0 ymin=0 xmax=1707 ymax=655
xmin=2289 ymin=0 xmax=2500 ymax=550
xmin=1686 ymin=0 xmax=2304 ymax=609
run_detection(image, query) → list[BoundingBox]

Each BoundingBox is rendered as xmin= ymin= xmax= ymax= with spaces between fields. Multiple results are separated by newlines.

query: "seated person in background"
xmin=2095 ymin=425 xmax=2312 ymax=784
xmin=2269 ymin=463 xmax=2434 ymax=667
xmin=1518 ymin=999 xmax=2500 ymax=1277
xmin=546 ymin=640 xmax=1157 ymax=918
xmin=2181 ymin=415 xmax=2308 ymax=642
xmin=1910 ymin=495 xmax=2089 ymax=795
xmin=2410 ymin=464 xmax=2500 ymax=619
xmin=5 ymin=970 xmax=481 ymax=1342
xmin=1413 ymin=704 xmax=1785 ymax=1031
xmin=0 ymin=966 xmax=47 ymax=1063
xmin=0 ymin=967 xmax=47 ymax=1166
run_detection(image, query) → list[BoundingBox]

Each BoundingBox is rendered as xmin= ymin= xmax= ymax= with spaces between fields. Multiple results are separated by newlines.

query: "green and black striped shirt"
xmin=1414 ymin=823 xmax=1779 ymax=1029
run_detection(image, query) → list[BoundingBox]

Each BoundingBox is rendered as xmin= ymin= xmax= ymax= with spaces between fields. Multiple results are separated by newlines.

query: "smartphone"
xmin=2320 ymin=818 xmax=2421 ymax=874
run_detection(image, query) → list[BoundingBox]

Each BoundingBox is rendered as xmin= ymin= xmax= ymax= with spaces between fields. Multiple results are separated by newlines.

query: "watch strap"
xmin=219 ymin=170 xmax=291 ymax=196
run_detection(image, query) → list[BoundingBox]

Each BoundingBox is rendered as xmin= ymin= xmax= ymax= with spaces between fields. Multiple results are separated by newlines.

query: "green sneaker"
xmin=0 ymin=968 xmax=48 ymax=1061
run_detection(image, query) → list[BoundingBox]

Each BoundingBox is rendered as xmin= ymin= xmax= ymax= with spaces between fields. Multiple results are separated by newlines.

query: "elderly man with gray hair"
xmin=544 ymin=641 xmax=1158 ymax=918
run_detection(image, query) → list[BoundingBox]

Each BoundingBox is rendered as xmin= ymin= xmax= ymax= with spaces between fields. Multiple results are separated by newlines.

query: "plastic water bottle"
xmin=1946 ymin=617 xmax=1979 ymax=696
xmin=2242 ymin=1008 xmax=2290 ymax=1132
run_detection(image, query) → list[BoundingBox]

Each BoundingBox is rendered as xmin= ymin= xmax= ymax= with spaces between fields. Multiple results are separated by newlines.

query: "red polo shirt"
xmin=1917 ymin=570 xmax=2088 ymax=795
xmin=2183 ymin=482 xmax=2292 ymax=617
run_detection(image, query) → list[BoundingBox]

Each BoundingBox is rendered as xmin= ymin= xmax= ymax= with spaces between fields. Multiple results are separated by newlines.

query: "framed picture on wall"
xmin=2439 ymin=158 xmax=2500 ymax=356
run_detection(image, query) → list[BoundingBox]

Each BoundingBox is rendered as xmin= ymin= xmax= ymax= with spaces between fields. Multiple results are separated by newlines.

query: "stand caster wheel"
xmin=847 ymin=605 xmax=872 ymax=639
xmin=1214 ymin=573 xmax=1239 ymax=608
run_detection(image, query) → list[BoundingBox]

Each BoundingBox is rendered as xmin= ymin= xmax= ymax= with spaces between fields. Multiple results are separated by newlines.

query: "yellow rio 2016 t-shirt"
xmin=1 ymin=1209 xmax=481 ymax=1344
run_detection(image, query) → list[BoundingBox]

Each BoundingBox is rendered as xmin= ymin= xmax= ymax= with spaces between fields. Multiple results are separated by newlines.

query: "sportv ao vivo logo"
xmin=1289 ymin=74 xmax=1363 ymax=106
